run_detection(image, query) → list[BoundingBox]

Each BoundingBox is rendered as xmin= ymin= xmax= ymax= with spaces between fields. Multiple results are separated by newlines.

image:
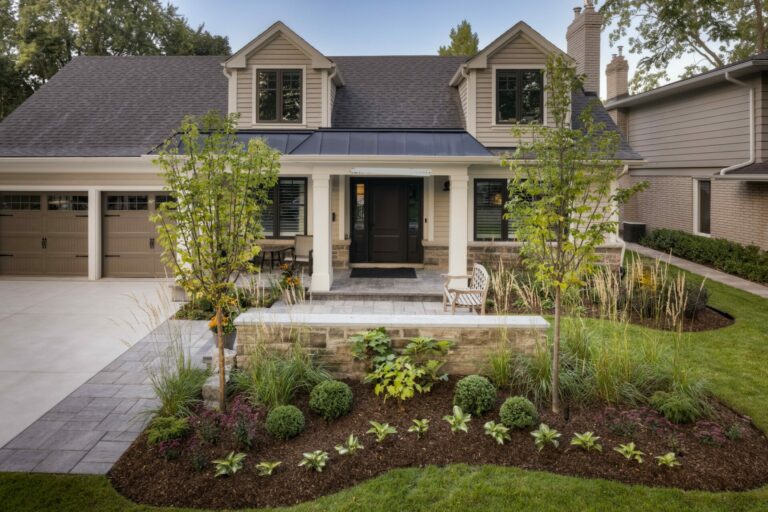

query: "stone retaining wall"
xmin=234 ymin=313 xmax=549 ymax=379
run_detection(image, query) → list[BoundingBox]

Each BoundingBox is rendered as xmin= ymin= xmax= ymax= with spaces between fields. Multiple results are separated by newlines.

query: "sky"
xmin=174 ymin=0 xmax=691 ymax=99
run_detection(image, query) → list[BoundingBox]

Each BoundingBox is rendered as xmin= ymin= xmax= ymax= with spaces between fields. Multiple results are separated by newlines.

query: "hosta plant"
xmin=366 ymin=421 xmax=397 ymax=443
xmin=531 ymin=424 xmax=561 ymax=451
xmin=483 ymin=421 xmax=511 ymax=445
xmin=212 ymin=452 xmax=246 ymax=477
xmin=408 ymin=418 xmax=430 ymax=439
xmin=298 ymin=450 xmax=329 ymax=472
xmin=570 ymin=431 xmax=603 ymax=452
xmin=335 ymin=434 xmax=364 ymax=455
xmin=655 ymin=452 xmax=681 ymax=467
xmin=443 ymin=406 xmax=471 ymax=434
xmin=614 ymin=442 xmax=645 ymax=463
xmin=255 ymin=461 xmax=281 ymax=476
xmin=365 ymin=355 xmax=425 ymax=402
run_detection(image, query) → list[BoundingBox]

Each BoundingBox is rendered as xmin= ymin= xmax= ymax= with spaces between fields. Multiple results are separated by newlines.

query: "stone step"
xmin=309 ymin=291 xmax=443 ymax=302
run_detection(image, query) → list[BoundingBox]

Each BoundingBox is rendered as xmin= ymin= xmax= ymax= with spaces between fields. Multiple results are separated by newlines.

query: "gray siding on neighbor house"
xmin=626 ymin=81 xmax=751 ymax=168
xmin=236 ymin=33 xmax=324 ymax=129
xmin=759 ymin=72 xmax=768 ymax=162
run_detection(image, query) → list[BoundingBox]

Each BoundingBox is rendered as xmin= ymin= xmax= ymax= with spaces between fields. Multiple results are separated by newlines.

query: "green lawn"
xmin=2 ymin=262 xmax=767 ymax=512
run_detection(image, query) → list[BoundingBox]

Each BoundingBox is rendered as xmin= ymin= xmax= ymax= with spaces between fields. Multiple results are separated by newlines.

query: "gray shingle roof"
xmin=329 ymin=56 xmax=466 ymax=129
xmin=572 ymin=90 xmax=642 ymax=161
xmin=0 ymin=56 xmax=227 ymax=157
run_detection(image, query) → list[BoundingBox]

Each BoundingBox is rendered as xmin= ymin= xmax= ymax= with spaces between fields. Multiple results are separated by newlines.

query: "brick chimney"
xmin=605 ymin=47 xmax=629 ymax=135
xmin=606 ymin=47 xmax=629 ymax=101
xmin=566 ymin=0 xmax=602 ymax=95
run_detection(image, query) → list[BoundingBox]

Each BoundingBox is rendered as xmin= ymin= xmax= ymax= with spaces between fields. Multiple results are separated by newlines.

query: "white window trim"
xmin=251 ymin=65 xmax=307 ymax=127
xmin=490 ymin=64 xmax=547 ymax=129
xmin=693 ymin=178 xmax=712 ymax=237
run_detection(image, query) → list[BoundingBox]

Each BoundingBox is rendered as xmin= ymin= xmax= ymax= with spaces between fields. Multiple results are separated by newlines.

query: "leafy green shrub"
xmin=309 ymin=380 xmax=353 ymax=421
xmin=147 ymin=416 xmax=189 ymax=445
xmin=232 ymin=343 xmax=330 ymax=410
xmin=642 ymin=228 xmax=768 ymax=284
xmin=453 ymin=375 xmax=496 ymax=416
xmin=365 ymin=355 xmax=425 ymax=402
xmin=650 ymin=381 xmax=710 ymax=424
xmin=265 ymin=405 xmax=305 ymax=440
xmin=499 ymin=396 xmax=538 ymax=429
xmin=350 ymin=327 xmax=393 ymax=368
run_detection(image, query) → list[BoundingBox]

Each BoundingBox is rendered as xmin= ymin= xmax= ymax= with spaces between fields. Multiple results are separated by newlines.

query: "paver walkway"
xmin=626 ymin=243 xmax=768 ymax=299
xmin=0 ymin=320 xmax=210 ymax=474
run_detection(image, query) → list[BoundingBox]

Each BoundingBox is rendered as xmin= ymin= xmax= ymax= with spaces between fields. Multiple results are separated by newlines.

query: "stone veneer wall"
xmin=423 ymin=241 xmax=623 ymax=271
xmin=332 ymin=240 xmax=350 ymax=269
xmin=235 ymin=322 xmax=546 ymax=379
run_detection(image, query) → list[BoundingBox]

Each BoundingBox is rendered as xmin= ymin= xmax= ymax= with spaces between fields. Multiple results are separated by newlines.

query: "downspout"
xmin=720 ymin=72 xmax=756 ymax=175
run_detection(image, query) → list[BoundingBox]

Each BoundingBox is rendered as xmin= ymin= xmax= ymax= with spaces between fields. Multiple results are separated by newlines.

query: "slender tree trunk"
xmin=756 ymin=0 xmax=766 ymax=53
xmin=215 ymin=305 xmax=227 ymax=412
xmin=551 ymin=286 xmax=562 ymax=414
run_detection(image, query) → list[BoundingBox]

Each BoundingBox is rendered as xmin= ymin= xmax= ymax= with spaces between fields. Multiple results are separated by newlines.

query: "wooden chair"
xmin=442 ymin=263 xmax=490 ymax=315
xmin=288 ymin=235 xmax=313 ymax=274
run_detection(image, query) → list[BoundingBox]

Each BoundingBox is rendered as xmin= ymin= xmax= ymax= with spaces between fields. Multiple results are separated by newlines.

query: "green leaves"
xmin=570 ymin=431 xmax=603 ymax=452
xmin=212 ymin=451 xmax=246 ymax=477
xmin=334 ymin=434 xmax=364 ymax=455
xmin=483 ymin=421 xmax=511 ymax=445
xmin=365 ymin=355 xmax=425 ymax=402
xmin=614 ymin=442 xmax=645 ymax=463
xmin=531 ymin=423 xmax=561 ymax=451
xmin=298 ymin=450 xmax=329 ymax=472
xmin=443 ymin=406 xmax=471 ymax=434
xmin=255 ymin=461 xmax=281 ymax=476
xmin=407 ymin=419 xmax=430 ymax=439
xmin=366 ymin=421 xmax=397 ymax=443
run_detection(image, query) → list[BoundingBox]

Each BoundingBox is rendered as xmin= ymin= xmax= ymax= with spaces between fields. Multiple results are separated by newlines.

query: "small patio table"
xmin=260 ymin=244 xmax=293 ymax=270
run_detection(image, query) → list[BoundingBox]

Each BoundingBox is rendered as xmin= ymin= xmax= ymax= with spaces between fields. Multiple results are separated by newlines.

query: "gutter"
xmin=719 ymin=72 xmax=756 ymax=176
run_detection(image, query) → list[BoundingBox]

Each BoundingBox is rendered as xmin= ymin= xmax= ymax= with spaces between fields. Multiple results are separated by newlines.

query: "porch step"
xmin=309 ymin=290 xmax=442 ymax=302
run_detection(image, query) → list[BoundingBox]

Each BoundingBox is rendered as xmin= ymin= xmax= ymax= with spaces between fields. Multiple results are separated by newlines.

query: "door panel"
xmin=369 ymin=182 xmax=406 ymax=263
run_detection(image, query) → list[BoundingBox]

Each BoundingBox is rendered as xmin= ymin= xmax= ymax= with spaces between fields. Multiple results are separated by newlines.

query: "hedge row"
xmin=641 ymin=229 xmax=768 ymax=284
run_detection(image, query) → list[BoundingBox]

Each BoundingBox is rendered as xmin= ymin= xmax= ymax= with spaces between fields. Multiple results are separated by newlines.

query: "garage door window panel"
xmin=47 ymin=195 xmax=88 ymax=211
xmin=107 ymin=195 xmax=149 ymax=211
xmin=1 ymin=194 xmax=41 ymax=210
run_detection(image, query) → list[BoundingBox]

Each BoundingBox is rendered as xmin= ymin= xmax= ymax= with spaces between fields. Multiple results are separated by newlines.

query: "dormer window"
xmin=495 ymin=69 xmax=543 ymax=124
xmin=256 ymin=69 xmax=302 ymax=123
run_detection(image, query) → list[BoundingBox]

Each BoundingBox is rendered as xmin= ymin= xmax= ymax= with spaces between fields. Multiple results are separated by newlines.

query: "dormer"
xmin=449 ymin=21 xmax=570 ymax=148
xmin=222 ymin=22 xmax=343 ymax=129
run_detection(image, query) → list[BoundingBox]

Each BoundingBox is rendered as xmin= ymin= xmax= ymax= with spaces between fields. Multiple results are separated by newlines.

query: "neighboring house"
xmin=0 ymin=3 xmax=640 ymax=292
xmin=606 ymin=49 xmax=768 ymax=250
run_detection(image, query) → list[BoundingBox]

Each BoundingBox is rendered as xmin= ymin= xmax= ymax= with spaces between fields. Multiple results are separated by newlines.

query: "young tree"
xmin=438 ymin=20 xmax=479 ymax=56
xmin=504 ymin=54 xmax=645 ymax=414
xmin=602 ymin=0 xmax=768 ymax=92
xmin=152 ymin=111 xmax=280 ymax=411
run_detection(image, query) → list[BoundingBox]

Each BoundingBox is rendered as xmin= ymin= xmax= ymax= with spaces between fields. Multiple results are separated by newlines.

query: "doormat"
xmin=350 ymin=267 xmax=417 ymax=279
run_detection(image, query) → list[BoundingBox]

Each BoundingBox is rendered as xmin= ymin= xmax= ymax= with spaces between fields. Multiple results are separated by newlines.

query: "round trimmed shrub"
xmin=309 ymin=380 xmax=353 ymax=421
xmin=265 ymin=405 xmax=305 ymax=440
xmin=500 ymin=396 xmax=538 ymax=429
xmin=453 ymin=375 xmax=496 ymax=416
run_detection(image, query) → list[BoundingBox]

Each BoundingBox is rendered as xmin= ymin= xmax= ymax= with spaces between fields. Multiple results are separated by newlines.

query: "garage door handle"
xmin=0 ymin=213 xmax=12 ymax=217
xmin=75 ymin=214 xmax=88 ymax=218
xmin=149 ymin=238 xmax=155 ymax=249
xmin=0 ymin=253 xmax=12 ymax=257
xmin=75 ymin=254 xmax=88 ymax=258
xmin=41 ymin=237 xmax=47 ymax=249
xmin=104 ymin=214 xmax=120 ymax=217
xmin=104 ymin=254 xmax=120 ymax=258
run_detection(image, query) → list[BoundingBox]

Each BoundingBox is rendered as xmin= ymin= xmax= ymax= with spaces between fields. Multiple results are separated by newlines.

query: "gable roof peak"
xmin=224 ymin=20 xmax=333 ymax=70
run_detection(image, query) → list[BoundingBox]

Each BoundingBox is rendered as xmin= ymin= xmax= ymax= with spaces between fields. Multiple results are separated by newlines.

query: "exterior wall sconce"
xmin=443 ymin=180 xmax=450 ymax=192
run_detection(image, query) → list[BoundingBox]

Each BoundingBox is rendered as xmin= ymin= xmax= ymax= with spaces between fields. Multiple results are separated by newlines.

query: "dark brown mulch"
xmin=109 ymin=379 xmax=768 ymax=510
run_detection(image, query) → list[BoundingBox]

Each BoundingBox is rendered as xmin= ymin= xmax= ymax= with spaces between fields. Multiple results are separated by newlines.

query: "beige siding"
xmin=433 ymin=176 xmax=450 ymax=242
xmin=626 ymin=82 xmax=751 ymax=168
xmin=475 ymin=35 xmax=550 ymax=147
xmin=236 ymin=33 xmax=323 ymax=129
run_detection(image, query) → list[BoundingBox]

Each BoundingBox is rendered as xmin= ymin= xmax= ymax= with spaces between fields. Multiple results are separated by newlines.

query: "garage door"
xmin=102 ymin=193 xmax=171 ymax=278
xmin=0 ymin=193 xmax=88 ymax=276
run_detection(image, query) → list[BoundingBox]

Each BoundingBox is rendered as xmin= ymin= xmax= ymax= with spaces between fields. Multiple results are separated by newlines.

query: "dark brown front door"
xmin=349 ymin=178 xmax=422 ymax=264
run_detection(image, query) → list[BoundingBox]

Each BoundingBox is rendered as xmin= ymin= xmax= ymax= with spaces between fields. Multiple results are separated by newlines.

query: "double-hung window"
xmin=495 ymin=69 xmax=543 ymax=124
xmin=256 ymin=69 xmax=302 ymax=123
xmin=696 ymin=180 xmax=711 ymax=235
xmin=262 ymin=178 xmax=307 ymax=238
xmin=474 ymin=179 xmax=510 ymax=241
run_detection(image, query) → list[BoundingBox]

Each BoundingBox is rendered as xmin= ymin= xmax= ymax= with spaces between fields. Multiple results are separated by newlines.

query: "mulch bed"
xmin=109 ymin=379 xmax=768 ymax=509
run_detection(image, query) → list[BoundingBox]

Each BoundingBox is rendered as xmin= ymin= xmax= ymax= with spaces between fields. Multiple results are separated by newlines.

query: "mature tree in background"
xmin=505 ymin=55 xmax=645 ymax=414
xmin=1 ymin=0 xmax=231 ymax=119
xmin=602 ymin=0 xmax=768 ymax=92
xmin=153 ymin=112 xmax=279 ymax=411
xmin=438 ymin=20 xmax=479 ymax=56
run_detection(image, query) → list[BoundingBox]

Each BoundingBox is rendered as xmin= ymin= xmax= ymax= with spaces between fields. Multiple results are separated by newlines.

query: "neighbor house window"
xmin=697 ymin=180 xmax=711 ymax=235
xmin=256 ymin=69 xmax=302 ymax=123
xmin=474 ymin=179 xmax=509 ymax=240
xmin=496 ymin=69 xmax=543 ymax=124
xmin=262 ymin=178 xmax=307 ymax=238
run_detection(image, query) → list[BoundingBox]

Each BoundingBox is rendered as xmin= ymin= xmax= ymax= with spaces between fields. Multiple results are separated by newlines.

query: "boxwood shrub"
xmin=265 ymin=405 xmax=305 ymax=440
xmin=641 ymin=229 xmax=768 ymax=284
xmin=499 ymin=396 xmax=538 ymax=429
xmin=453 ymin=375 xmax=496 ymax=416
xmin=309 ymin=380 xmax=353 ymax=421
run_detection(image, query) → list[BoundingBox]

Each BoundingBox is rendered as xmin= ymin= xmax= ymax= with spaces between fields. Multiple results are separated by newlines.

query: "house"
xmin=606 ymin=48 xmax=768 ymax=250
xmin=0 ymin=3 xmax=640 ymax=292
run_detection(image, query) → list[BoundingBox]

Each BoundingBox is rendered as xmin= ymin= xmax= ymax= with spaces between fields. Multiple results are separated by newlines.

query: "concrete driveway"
xmin=0 ymin=278 xmax=175 ymax=448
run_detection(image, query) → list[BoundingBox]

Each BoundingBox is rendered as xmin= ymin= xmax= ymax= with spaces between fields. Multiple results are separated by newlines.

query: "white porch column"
xmin=448 ymin=172 xmax=469 ymax=286
xmin=87 ymin=188 xmax=102 ymax=280
xmin=310 ymin=172 xmax=333 ymax=292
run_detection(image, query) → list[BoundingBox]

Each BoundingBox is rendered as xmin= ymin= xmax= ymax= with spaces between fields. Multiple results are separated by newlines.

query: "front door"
xmin=350 ymin=178 xmax=423 ymax=264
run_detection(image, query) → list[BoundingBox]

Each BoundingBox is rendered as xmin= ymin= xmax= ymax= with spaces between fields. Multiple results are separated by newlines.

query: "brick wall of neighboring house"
xmin=621 ymin=175 xmax=694 ymax=233
xmin=711 ymin=180 xmax=768 ymax=250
